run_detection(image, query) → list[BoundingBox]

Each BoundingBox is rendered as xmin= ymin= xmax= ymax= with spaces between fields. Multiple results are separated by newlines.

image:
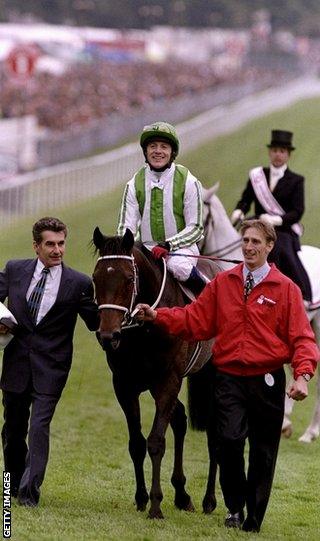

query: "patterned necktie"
xmin=28 ymin=267 xmax=50 ymax=321
xmin=244 ymin=271 xmax=254 ymax=299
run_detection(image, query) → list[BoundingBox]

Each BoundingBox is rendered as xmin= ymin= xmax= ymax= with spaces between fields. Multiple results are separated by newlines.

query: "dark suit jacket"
xmin=235 ymin=167 xmax=305 ymax=235
xmin=0 ymin=259 xmax=99 ymax=395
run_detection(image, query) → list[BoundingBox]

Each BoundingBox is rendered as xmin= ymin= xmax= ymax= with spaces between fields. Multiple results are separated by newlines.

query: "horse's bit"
xmin=96 ymin=254 xmax=167 ymax=329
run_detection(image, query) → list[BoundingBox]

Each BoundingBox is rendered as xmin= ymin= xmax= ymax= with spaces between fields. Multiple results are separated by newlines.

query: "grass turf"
xmin=1 ymin=95 xmax=320 ymax=540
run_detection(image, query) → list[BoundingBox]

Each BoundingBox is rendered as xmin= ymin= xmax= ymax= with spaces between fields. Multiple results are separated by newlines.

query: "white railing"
xmin=0 ymin=143 xmax=143 ymax=228
xmin=1 ymin=76 xmax=320 ymax=229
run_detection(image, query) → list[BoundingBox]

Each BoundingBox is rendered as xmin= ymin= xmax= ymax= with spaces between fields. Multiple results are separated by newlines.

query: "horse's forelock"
xmin=98 ymin=235 xmax=131 ymax=256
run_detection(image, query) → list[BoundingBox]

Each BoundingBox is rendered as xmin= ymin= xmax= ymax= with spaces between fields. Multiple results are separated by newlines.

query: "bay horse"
xmin=201 ymin=183 xmax=320 ymax=443
xmin=92 ymin=227 xmax=218 ymax=519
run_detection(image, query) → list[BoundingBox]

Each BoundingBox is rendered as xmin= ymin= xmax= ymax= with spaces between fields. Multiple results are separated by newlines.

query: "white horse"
xmin=201 ymin=184 xmax=320 ymax=443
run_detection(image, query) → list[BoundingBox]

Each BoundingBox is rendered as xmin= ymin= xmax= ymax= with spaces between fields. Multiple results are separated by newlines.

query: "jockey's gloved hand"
xmin=260 ymin=214 xmax=283 ymax=227
xmin=151 ymin=241 xmax=170 ymax=260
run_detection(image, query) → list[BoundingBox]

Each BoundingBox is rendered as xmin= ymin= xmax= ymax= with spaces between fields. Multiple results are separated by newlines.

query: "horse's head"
xmin=200 ymin=182 xmax=242 ymax=269
xmin=93 ymin=227 xmax=137 ymax=350
xmin=199 ymin=183 xmax=219 ymax=253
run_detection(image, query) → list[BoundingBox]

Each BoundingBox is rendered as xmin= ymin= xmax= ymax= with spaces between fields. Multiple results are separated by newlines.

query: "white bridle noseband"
xmin=96 ymin=255 xmax=138 ymax=319
xmin=96 ymin=254 xmax=167 ymax=327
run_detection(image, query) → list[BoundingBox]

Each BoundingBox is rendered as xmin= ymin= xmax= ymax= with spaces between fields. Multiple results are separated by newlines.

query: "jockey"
xmin=231 ymin=129 xmax=312 ymax=303
xmin=117 ymin=121 xmax=206 ymax=295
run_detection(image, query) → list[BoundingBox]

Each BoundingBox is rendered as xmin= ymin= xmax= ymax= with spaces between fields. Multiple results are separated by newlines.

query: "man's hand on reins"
xmin=136 ymin=303 xmax=157 ymax=322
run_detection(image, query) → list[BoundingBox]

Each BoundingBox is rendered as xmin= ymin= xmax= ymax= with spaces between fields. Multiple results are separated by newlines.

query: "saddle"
xmin=178 ymin=257 xmax=220 ymax=302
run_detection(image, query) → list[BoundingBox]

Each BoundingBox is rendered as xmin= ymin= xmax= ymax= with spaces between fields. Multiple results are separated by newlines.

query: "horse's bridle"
xmin=201 ymin=201 xmax=242 ymax=259
xmin=96 ymin=255 xmax=138 ymax=324
xmin=96 ymin=254 xmax=167 ymax=328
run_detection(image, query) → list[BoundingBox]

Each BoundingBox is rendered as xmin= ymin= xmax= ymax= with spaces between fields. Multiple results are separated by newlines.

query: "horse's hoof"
xmin=281 ymin=425 xmax=293 ymax=438
xmin=148 ymin=509 xmax=164 ymax=519
xmin=183 ymin=500 xmax=195 ymax=512
xmin=136 ymin=502 xmax=148 ymax=511
xmin=299 ymin=430 xmax=319 ymax=443
xmin=202 ymin=497 xmax=217 ymax=514
xmin=175 ymin=494 xmax=195 ymax=512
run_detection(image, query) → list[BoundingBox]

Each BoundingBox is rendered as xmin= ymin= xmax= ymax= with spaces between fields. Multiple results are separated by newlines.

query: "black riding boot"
xmin=184 ymin=267 xmax=207 ymax=296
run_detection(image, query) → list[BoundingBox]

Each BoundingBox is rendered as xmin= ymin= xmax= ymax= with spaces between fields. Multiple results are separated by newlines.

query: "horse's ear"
xmin=121 ymin=228 xmax=134 ymax=253
xmin=93 ymin=227 xmax=105 ymax=249
xmin=202 ymin=182 xmax=220 ymax=203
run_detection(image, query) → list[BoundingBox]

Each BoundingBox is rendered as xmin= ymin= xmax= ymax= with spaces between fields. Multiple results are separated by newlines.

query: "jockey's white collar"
xmin=148 ymin=163 xmax=175 ymax=187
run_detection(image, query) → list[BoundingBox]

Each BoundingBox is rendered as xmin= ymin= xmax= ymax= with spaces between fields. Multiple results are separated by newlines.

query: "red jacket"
xmin=155 ymin=263 xmax=319 ymax=378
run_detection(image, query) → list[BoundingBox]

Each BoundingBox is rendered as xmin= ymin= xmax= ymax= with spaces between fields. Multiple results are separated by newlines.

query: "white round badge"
xmin=264 ymin=373 xmax=275 ymax=387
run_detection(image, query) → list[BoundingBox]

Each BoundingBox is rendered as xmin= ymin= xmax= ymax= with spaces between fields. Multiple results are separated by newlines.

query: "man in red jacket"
xmin=136 ymin=219 xmax=319 ymax=533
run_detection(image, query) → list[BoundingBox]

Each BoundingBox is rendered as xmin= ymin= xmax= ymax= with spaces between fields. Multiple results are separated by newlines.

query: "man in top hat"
xmin=231 ymin=129 xmax=312 ymax=302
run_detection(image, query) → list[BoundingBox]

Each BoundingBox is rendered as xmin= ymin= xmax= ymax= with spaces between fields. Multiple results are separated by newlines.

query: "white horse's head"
xmin=201 ymin=183 xmax=242 ymax=269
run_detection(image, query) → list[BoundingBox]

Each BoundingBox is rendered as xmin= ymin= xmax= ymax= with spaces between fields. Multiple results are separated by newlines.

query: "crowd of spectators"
xmin=0 ymin=58 xmax=284 ymax=132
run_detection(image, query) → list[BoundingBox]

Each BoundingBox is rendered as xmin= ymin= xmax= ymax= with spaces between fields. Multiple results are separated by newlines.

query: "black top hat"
xmin=267 ymin=130 xmax=295 ymax=150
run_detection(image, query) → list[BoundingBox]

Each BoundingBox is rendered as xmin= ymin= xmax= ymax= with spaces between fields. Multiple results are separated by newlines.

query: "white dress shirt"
xmin=243 ymin=262 xmax=271 ymax=288
xmin=269 ymin=164 xmax=287 ymax=192
xmin=26 ymin=260 xmax=62 ymax=324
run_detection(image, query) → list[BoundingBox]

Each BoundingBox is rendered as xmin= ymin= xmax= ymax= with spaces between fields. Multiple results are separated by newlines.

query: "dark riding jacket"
xmin=235 ymin=167 xmax=304 ymax=236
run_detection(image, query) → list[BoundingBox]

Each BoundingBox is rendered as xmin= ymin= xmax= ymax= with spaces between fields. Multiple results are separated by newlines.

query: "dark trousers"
xmin=2 ymin=386 xmax=60 ymax=504
xmin=268 ymin=231 xmax=312 ymax=301
xmin=214 ymin=368 xmax=285 ymax=529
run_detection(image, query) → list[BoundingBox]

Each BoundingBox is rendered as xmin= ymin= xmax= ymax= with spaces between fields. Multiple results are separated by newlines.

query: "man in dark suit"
xmin=0 ymin=217 xmax=99 ymax=507
xmin=231 ymin=129 xmax=312 ymax=302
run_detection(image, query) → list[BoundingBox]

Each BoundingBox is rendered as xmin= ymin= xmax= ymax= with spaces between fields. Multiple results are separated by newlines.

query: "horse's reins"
xmin=96 ymin=254 xmax=167 ymax=328
xmin=96 ymin=246 xmax=240 ymax=329
xmin=201 ymin=238 xmax=243 ymax=260
xmin=167 ymin=252 xmax=242 ymax=265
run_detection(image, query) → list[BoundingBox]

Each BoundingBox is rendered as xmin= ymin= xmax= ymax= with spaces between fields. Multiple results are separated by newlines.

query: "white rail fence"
xmin=1 ymin=76 xmax=320 ymax=229
xmin=0 ymin=145 xmax=143 ymax=228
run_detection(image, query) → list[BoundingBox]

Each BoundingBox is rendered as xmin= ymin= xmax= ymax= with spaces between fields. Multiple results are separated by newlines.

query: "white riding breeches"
xmin=166 ymin=244 xmax=199 ymax=281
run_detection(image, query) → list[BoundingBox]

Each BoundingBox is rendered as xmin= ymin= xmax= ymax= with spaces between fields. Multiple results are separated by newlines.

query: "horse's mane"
xmin=136 ymin=241 xmax=154 ymax=259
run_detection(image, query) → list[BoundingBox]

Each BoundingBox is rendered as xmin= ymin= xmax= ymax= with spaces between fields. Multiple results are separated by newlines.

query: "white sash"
xmin=249 ymin=166 xmax=303 ymax=236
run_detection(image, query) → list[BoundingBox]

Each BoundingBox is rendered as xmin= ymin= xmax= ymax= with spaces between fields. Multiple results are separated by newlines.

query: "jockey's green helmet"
xmin=140 ymin=121 xmax=179 ymax=156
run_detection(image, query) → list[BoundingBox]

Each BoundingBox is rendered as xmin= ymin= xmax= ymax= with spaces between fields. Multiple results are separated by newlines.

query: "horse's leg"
xmin=298 ymin=313 xmax=320 ymax=442
xmin=202 ymin=424 xmax=217 ymax=514
xmin=282 ymin=395 xmax=294 ymax=438
xmin=299 ymin=364 xmax=320 ymax=442
xmin=282 ymin=367 xmax=294 ymax=438
xmin=170 ymin=399 xmax=194 ymax=512
xmin=113 ymin=381 xmax=149 ymax=511
xmin=187 ymin=361 xmax=217 ymax=513
xmin=147 ymin=377 xmax=183 ymax=519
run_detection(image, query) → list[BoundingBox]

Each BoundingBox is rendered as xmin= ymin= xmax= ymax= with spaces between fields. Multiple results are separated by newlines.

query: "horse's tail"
xmin=187 ymin=359 xmax=215 ymax=431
